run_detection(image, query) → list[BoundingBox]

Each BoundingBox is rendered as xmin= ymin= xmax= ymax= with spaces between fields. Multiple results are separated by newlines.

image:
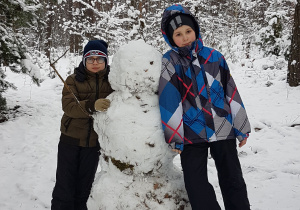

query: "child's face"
xmin=85 ymin=56 xmax=106 ymax=73
xmin=172 ymin=25 xmax=196 ymax=48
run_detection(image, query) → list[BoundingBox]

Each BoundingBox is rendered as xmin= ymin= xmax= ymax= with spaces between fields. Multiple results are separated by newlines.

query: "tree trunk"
xmin=45 ymin=1 xmax=55 ymax=59
xmin=288 ymin=0 xmax=300 ymax=87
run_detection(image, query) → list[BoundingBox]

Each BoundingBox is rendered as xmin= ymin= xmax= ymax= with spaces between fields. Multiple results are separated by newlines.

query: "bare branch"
xmin=49 ymin=50 xmax=92 ymax=118
xmin=50 ymin=48 xmax=70 ymax=66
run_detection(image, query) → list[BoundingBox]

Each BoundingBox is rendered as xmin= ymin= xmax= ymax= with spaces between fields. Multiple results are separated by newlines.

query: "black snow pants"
xmin=180 ymin=139 xmax=250 ymax=210
xmin=51 ymin=140 xmax=100 ymax=210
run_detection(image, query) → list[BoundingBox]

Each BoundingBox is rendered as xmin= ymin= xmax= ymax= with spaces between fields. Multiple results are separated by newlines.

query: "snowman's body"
xmin=89 ymin=40 xmax=190 ymax=210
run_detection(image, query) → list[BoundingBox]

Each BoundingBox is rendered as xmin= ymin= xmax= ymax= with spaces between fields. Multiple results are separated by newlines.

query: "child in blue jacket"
xmin=159 ymin=4 xmax=251 ymax=210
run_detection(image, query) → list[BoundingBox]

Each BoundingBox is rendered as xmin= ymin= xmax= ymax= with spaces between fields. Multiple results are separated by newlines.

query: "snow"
xmin=21 ymin=54 xmax=42 ymax=79
xmin=1 ymin=40 xmax=300 ymax=210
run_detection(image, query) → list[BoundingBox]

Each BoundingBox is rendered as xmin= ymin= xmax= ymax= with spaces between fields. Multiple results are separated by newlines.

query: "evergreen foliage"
xmin=0 ymin=0 xmax=41 ymax=113
xmin=257 ymin=0 xmax=294 ymax=59
xmin=0 ymin=0 xmax=40 ymax=67
xmin=0 ymin=93 xmax=7 ymax=112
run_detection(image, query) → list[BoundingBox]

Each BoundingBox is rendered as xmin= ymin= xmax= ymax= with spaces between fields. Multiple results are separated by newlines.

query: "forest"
xmin=0 ymin=0 xmax=299 ymax=115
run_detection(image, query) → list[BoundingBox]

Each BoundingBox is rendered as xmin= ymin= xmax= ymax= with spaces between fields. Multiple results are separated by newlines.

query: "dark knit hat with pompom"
xmin=83 ymin=40 xmax=108 ymax=67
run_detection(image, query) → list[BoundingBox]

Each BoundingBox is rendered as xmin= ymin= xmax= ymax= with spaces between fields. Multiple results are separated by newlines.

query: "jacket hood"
xmin=161 ymin=4 xmax=203 ymax=51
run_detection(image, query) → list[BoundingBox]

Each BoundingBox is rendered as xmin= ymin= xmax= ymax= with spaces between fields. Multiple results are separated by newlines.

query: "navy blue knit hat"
xmin=83 ymin=40 xmax=108 ymax=67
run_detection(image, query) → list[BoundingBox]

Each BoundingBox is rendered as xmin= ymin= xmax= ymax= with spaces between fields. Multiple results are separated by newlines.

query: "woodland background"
xmin=0 ymin=0 xmax=300 ymax=118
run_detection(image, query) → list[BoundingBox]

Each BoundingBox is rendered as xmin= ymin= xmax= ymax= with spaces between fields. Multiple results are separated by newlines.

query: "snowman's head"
xmin=109 ymin=40 xmax=162 ymax=94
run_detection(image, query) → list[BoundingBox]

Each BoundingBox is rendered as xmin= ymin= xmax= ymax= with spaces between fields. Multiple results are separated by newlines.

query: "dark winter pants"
xmin=180 ymin=139 xmax=250 ymax=210
xmin=51 ymin=141 xmax=100 ymax=210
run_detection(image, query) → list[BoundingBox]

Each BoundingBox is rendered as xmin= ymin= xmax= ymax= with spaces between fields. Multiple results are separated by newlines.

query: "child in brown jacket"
xmin=51 ymin=40 xmax=113 ymax=210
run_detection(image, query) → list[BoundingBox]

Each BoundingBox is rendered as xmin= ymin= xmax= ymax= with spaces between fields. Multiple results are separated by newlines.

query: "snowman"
xmin=88 ymin=40 xmax=190 ymax=210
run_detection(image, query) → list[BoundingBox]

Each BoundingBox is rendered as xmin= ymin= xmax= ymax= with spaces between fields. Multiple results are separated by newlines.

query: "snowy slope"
xmin=0 ymin=46 xmax=300 ymax=209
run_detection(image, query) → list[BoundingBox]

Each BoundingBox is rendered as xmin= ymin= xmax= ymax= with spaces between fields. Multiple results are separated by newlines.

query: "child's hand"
xmin=172 ymin=149 xmax=182 ymax=154
xmin=239 ymin=138 xmax=247 ymax=148
xmin=171 ymin=143 xmax=184 ymax=154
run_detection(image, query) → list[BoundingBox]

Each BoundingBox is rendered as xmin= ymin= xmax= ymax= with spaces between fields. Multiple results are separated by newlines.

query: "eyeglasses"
xmin=86 ymin=57 xmax=105 ymax=64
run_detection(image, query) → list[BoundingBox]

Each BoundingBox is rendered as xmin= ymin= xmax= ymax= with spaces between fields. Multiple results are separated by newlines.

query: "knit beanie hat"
xmin=166 ymin=14 xmax=197 ymax=46
xmin=83 ymin=40 xmax=108 ymax=67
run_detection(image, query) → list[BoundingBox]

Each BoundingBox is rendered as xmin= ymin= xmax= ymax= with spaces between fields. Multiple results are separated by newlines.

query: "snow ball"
xmin=109 ymin=40 xmax=162 ymax=94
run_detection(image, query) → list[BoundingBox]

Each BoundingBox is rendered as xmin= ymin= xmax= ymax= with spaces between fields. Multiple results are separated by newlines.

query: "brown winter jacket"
xmin=60 ymin=64 xmax=113 ymax=147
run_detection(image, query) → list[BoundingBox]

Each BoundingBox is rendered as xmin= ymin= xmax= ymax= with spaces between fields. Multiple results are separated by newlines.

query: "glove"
xmin=94 ymin=98 xmax=111 ymax=111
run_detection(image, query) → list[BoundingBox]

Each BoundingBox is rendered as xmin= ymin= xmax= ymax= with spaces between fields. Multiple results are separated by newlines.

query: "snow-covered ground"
xmin=0 ymin=45 xmax=300 ymax=210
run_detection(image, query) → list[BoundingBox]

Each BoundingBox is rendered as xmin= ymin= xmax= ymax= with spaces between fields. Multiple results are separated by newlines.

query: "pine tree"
xmin=0 ymin=0 xmax=40 ymax=113
xmin=258 ymin=0 xmax=291 ymax=57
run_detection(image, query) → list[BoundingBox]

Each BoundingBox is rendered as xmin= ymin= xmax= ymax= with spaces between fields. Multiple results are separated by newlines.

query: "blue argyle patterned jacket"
xmin=159 ymin=5 xmax=251 ymax=148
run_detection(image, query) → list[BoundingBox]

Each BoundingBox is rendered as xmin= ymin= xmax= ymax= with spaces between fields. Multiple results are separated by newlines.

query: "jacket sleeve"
xmin=158 ymin=55 xmax=184 ymax=146
xmin=220 ymin=57 xmax=251 ymax=141
xmin=61 ymin=76 xmax=91 ymax=119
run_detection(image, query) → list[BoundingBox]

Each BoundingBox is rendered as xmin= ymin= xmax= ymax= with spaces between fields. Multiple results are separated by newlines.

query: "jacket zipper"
xmin=86 ymin=74 xmax=100 ymax=147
